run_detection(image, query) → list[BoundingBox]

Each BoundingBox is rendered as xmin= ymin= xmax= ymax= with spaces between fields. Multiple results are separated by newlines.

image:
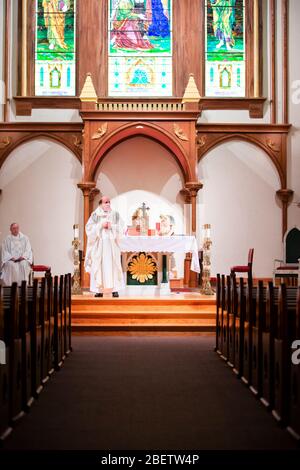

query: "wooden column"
xmin=277 ymin=189 xmax=294 ymax=238
xmin=270 ymin=0 xmax=277 ymax=123
xmin=181 ymin=182 xmax=203 ymax=288
xmin=3 ymin=0 xmax=10 ymax=122
xmin=185 ymin=182 xmax=203 ymax=235
xmin=89 ymin=187 xmax=100 ymax=214
xmin=78 ymin=181 xmax=96 ymax=288
xmin=282 ymin=0 xmax=289 ymax=124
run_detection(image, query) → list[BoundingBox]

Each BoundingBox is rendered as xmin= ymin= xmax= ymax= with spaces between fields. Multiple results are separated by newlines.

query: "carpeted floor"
xmin=2 ymin=334 xmax=299 ymax=450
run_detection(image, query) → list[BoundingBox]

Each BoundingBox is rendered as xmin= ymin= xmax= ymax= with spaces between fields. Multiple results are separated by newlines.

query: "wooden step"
xmin=71 ymin=294 xmax=216 ymax=332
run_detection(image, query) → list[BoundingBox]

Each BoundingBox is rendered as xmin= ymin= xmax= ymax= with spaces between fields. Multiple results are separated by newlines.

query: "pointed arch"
xmin=88 ymin=122 xmax=193 ymax=182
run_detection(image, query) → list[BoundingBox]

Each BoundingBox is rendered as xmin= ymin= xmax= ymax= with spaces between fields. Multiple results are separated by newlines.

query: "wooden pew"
xmin=227 ymin=274 xmax=237 ymax=368
xmin=220 ymin=275 xmax=231 ymax=361
xmin=233 ymin=278 xmax=246 ymax=377
xmin=27 ymin=279 xmax=43 ymax=397
xmin=287 ymin=286 xmax=300 ymax=440
xmin=63 ymin=273 xmax=72 ymax=356
xmin=53 ymin=276 xmax=63 ymax=370
xmin=217 ymin=274 xmax=226 ymax=356
xmin=3 ymin=284 xmax=24 ymax=424
xmin=19 ymin=281 xmax=34 ymax=410
xmin=40 ymin=278 xmax=50 ymax=384
xmin=47 ymin=276 xmax=55 ymax=377
xmin=0 ymin=286 xmax=12 ymax=441
xmin=260 ymin=282 xmax=277 ymax=409
xmin=241 ymin=282 xmax=256 ymax=386
xmin=215 ymin=273 xmax=221 ymax=353
xmin=249 ymin=281 xmax=265 ymax=397
xmin=272 ymin=284 xmax=297 ymax=425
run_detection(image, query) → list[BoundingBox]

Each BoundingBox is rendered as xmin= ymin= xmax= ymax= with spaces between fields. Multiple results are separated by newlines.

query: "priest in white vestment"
xmin=1 ymin=223 xmax=33 ymax=286
xmin=84 ymin=196 xmax=125 ymax=297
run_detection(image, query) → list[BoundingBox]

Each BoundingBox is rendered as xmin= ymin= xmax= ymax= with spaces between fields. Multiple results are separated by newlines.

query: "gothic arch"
xmin=88 ymin=122 xmax=193 ymax=183
xmin=0 ymin=133 xmax=82 ymax=171
xmin=197 ymin=131 xmax=288 ymax=189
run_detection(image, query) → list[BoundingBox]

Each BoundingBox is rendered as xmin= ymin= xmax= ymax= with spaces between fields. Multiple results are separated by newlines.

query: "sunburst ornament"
xmin=128 ymin=253 xmax=157 ymax=283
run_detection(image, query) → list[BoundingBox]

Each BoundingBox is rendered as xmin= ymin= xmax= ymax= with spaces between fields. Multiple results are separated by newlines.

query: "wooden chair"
xmin=30 ymin=264 xmax=51 ymax=285
xmin=273 ymin=227 xmax=300 ymax=286
xmin=231 ymin=248 xmax=254 ymax=285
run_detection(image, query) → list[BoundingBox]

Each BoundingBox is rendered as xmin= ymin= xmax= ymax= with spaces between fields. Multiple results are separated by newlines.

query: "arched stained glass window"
xmin=205 ymin=0 xmax=245 ymax=97
xmin=108 ymin=0 xmax=172 ymax=97
xmin=35 ymin=0 xmax=76 ymax=96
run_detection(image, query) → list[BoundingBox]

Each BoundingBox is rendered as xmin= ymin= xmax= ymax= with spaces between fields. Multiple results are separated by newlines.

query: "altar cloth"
xmin=118 ymin=235 xmax=200 ymax=273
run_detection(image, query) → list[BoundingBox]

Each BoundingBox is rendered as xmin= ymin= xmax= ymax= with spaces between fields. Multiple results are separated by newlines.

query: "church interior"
xmin=0 ymin=0 xmax=300 ymax=461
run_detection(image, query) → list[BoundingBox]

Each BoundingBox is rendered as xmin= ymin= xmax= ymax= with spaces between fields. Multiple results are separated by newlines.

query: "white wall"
xmin=197 ymin=141 xmax=282 ymax=278
xmin=95 ymin=136 xmax=186 ymax=276
xmin=0 ymin=139 xmax=83 ymax=275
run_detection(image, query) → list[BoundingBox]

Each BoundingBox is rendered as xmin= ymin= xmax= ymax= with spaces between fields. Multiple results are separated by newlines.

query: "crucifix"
xmin=141 ymin=202 xmax=150 ymax=218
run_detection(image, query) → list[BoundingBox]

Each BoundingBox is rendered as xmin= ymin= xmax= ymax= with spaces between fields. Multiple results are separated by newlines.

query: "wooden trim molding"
xmin=198 ymin=97 xmax=266 ymax=118
xmin=14 ymin=96 xmax=81 ymax=116
xmin=0 ymin=122 xmax=83 ymax=168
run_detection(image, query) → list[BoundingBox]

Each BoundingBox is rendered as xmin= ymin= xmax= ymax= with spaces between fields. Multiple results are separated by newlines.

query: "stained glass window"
xmin=205 ymin=0 xmax=245 ymax=97
xmin=108 ymin=0 xmax=172 ymax=97
xmin=35 ymin=0 xmax=76 ymax=96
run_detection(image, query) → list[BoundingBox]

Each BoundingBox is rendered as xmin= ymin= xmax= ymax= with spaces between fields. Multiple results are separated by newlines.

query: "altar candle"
xmin=73 ymin=224 xmax=79 ymax=239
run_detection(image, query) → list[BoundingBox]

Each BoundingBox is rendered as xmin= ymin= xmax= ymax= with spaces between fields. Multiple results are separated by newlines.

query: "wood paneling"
xmin=78 ymin=0 xmax=108 ymax=97
xmin=173 ymin=0 xmax=202 ymax=97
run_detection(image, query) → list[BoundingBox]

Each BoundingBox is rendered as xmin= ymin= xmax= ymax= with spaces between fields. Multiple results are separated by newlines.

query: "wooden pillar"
xmin=270 ymin=0 xmax=277 ymax=123
xmin=276 ymin=189 xmax=294 ymax=238
xmin=78 ymin=181 xmax=96 ymax=288
xmin=3 ymin=0 xmax=10 ymax=122
xmin=282 ymin=0 xmax=289 ymax=124
xmin=185 ymin=182 xmax=203 ymax=235
xmin=181 ymin=182 xmax=203 ymax=288
xmin=89 ymin=187 xmax=100 ymax=214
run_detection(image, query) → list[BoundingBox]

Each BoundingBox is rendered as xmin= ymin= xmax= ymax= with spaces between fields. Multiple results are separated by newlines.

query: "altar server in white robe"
xmin=84 ymin=196 xmax=125 ymax=297
xmin=1 ymin=223 xmax=33 ymax=286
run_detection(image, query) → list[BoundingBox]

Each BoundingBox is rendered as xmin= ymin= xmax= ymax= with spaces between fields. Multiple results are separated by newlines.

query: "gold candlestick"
xmin=71 ymin=224 xmax=82 ymax=295
xmin=200 ymin=224 xmax=215 ymax=295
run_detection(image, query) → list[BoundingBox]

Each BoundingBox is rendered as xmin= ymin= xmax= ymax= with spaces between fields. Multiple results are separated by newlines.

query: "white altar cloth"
xmin=118 ymin=235 xmax=200 ymax=273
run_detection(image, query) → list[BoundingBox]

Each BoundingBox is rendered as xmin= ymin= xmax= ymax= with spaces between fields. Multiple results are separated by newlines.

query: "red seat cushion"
xmin=231 ymin=265 xmax=250 ymax=273
xmin=32 ymin=265 xmax=51 ymax=272
xmin=275 ymin=265 xmax=298 ymax=270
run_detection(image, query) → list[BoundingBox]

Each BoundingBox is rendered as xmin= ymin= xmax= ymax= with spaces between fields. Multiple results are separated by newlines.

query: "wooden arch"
xmin=0 ymin=127 xmax=83 ymax=171
xmin=197 ymin=124 xmax=291 ymax=189
xmin=87 ymin=122 xmax=193 ymax=183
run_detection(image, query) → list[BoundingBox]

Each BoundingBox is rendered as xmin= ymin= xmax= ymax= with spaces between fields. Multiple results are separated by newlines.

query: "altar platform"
xmin=71 ymin=291 xmax=216 ymax=333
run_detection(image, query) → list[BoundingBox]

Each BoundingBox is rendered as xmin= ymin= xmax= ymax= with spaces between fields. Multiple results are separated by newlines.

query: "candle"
xmin=73 ymin=224 xmax=79 ymax=239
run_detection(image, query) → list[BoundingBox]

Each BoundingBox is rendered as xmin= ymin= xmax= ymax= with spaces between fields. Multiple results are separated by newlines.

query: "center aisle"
xmin=2 ymin=335 xmax=298 ymax=450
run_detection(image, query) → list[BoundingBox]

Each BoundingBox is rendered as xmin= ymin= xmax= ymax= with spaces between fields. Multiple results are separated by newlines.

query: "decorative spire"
xmin=182 ymin=73 xmax=201 ymax=103
xmin=79 ymin=73 xmax=97 ymax=102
